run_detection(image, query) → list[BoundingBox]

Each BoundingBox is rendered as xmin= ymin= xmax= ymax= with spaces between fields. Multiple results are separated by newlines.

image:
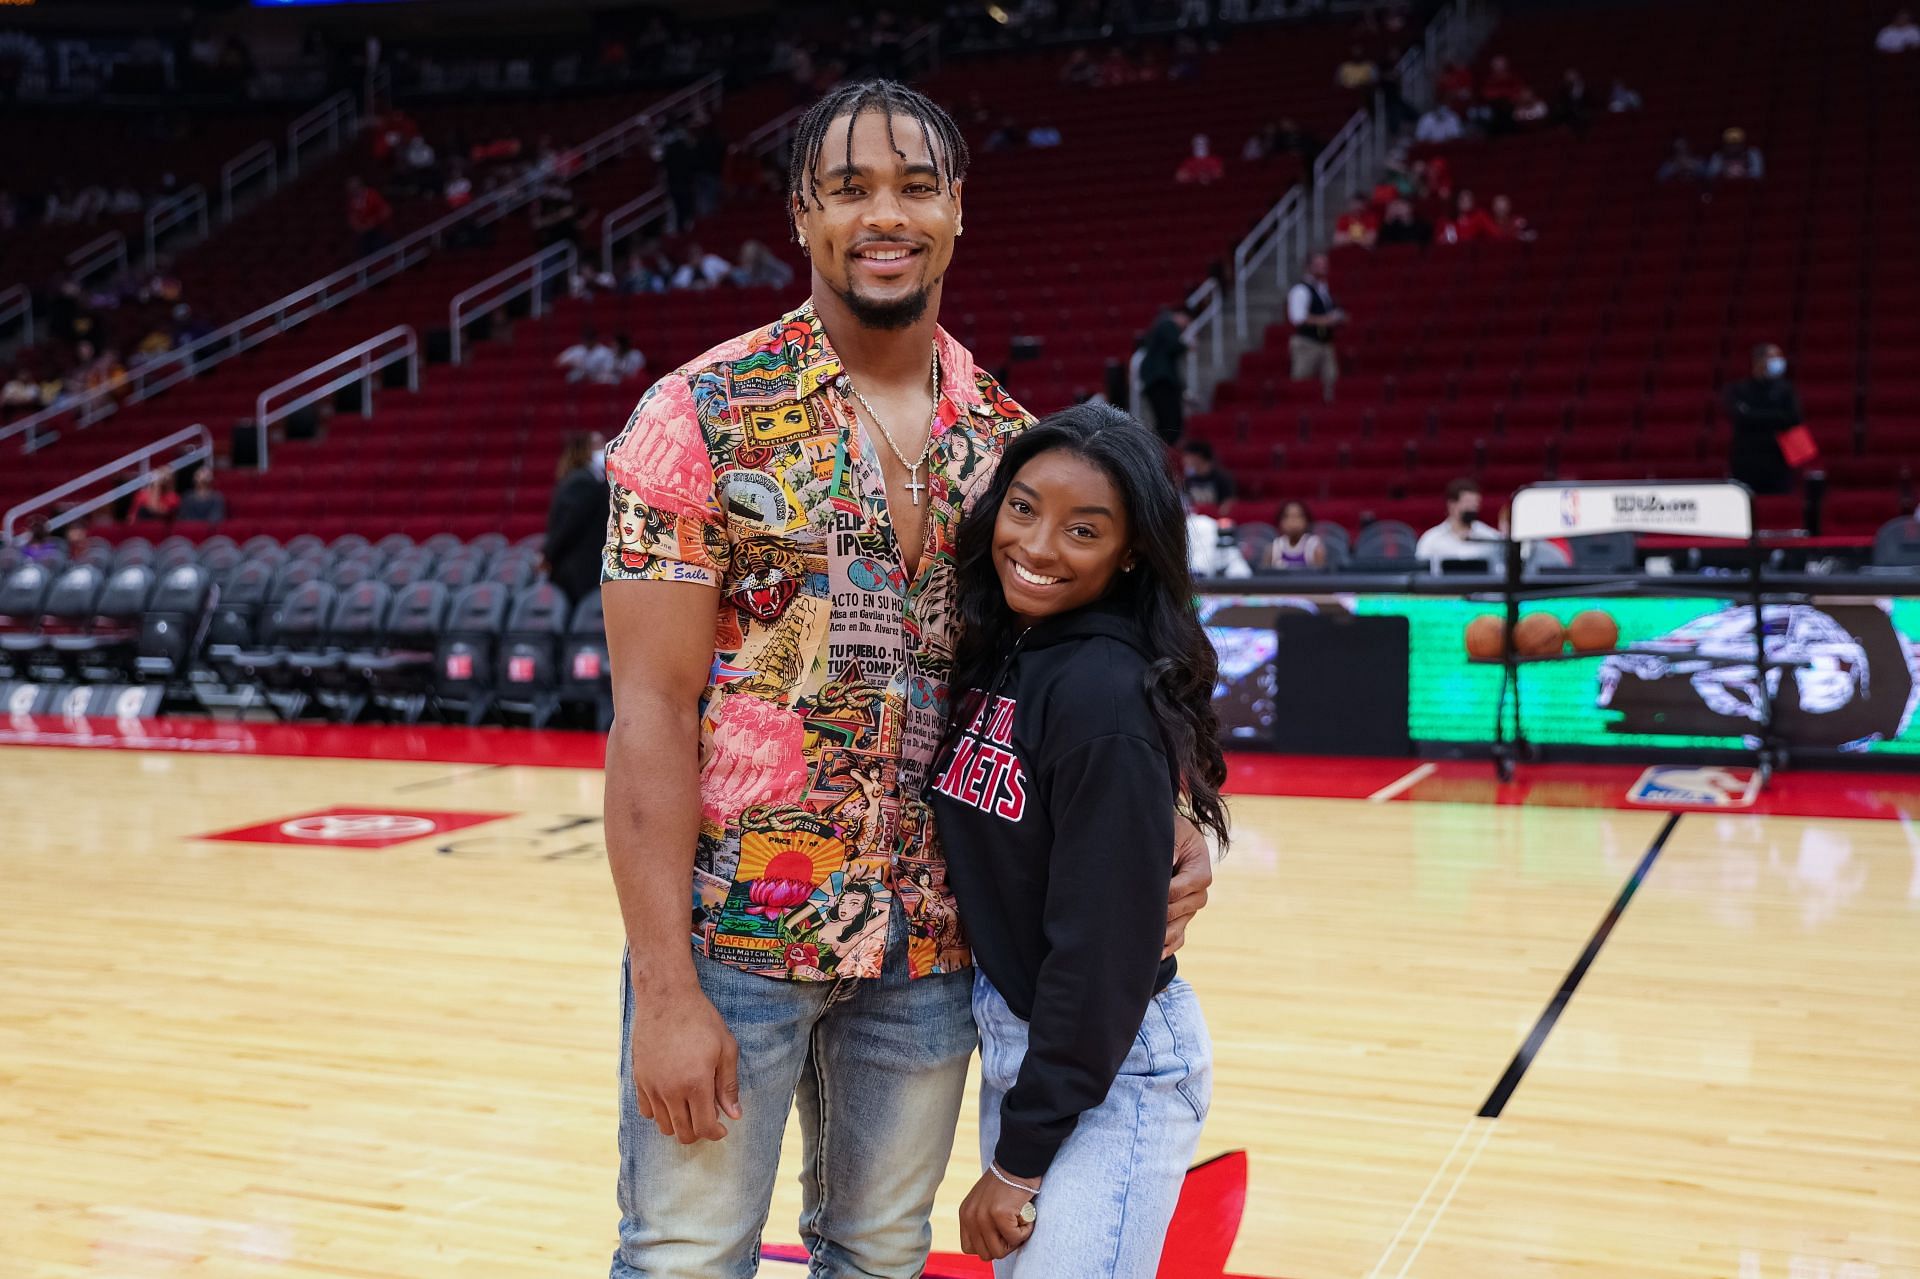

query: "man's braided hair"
xmin=786 ymin=79 xmax=970 ymax=245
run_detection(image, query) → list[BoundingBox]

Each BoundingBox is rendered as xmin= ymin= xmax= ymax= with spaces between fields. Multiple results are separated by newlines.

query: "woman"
xmin=929 ymin=404 xmax=1229 ymax=1275
xmin=1266 ymin=499 xmax=1328 ymax=570
xmin=127 ymin=471 xmax=180 ymax=524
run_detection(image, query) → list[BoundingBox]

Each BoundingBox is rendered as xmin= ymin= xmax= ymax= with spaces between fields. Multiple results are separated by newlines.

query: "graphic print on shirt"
xmin=604 ymin=302 xmax=1031 ymax=980
xmin=932 ymin=693 xmax=1029 ymax=822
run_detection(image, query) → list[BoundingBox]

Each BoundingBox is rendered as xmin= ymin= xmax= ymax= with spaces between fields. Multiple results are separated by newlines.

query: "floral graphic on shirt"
xmin=603 ymin=302 xmax=1031 ymax=980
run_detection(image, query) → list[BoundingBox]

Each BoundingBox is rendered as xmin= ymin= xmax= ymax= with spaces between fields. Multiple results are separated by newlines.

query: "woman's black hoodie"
xmin=927 ymin=598 xmax=1178 ymax=1178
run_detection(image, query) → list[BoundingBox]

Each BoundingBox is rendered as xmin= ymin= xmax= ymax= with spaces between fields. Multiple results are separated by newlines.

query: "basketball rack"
xmin=1478 ymin=480 xmax=1784 ymax=788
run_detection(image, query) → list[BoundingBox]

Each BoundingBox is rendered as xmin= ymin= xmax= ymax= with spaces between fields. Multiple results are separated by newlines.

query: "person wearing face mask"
xmin=541 ymin=430 xmax=609 ymax=605
xmin=1725 ymin=343 xmax=1807 ymax=496
xmin=1415 ymin=478 xmax=1502 ymax=572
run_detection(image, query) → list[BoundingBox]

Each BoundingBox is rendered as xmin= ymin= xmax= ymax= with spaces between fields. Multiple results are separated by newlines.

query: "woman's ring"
xmin=1017 ymin=1201 xmax=1038 ymax=1227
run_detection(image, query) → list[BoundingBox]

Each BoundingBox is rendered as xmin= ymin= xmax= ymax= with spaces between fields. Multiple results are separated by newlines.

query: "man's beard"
xmin=835 ymin=280 xmax=935 ymax=331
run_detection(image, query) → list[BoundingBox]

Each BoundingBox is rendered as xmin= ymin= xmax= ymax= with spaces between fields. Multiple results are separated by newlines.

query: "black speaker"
xmin=426 ymin=327 xmax=453 ymax=364
xmin=287 ymin=404 xmax=321 ymax=440
xmin=1268 ymin=612 xmax=1412 ymax=756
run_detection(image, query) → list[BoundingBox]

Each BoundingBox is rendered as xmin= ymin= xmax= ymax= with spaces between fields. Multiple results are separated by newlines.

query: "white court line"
xmin=1393 ymin=1119 xmax=1498 ymax=1278
xmin=1367 ymin=762 xmax=1437 ymax=804
xmin=1362 ymin=1116 xmax=1479 ymax=1279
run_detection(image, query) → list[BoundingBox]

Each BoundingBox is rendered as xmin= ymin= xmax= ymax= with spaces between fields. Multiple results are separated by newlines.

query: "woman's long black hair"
xmin=948 ymin=403 xmax=1230 ymax=850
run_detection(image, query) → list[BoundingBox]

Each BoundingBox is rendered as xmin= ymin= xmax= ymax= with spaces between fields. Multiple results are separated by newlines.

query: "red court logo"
xmin=199 ymin=807 xmax=511 ymax=849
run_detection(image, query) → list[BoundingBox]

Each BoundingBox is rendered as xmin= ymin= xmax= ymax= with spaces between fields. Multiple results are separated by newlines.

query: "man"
xmin=1378 ymin=198 xmax=1433 ymax=246
xmin=1334 ymin=194 xmax=1380 ymax=250
xmin=1180 ymin=440 xmax=1236 ymax=509
xmin=543 ymin=431 xmax=608 ymax=604
xmin=600 ymin=81 xmax=1213 ymax=1279
xmin=1657 ymin=137 xmax=1704 ymax=183
xmin=1725 ymin=343 xmax=1805 ymax=496
xmin=1415 ymin=478 xmax=1502 ymax=571
xmin=1138 ymin=305 xmax=1192 ymax=444
xmin=557 ymin=328 xmax=614 ymax=384
xmin=344 ymin=176 xmax=392 ymax=256
xmin=1877 ymin=9 xmax=1920 ymax=52
xmin=1415 ymin=101 xmax=1465 ymax=144
xmin=1174 ymin=133 xmax=1224 ymax=185
xmin=1287 ymin=252 xmax=1346 ymax=402
xmin=1706 ymin=127 xmax=1765 ymax=180
xmin=176 ymin=466 xmax=227 ymax=524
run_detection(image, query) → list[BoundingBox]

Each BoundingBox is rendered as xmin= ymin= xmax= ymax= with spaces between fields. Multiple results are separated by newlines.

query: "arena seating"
xmin=1 ymin=79 xmax=793 ymax=525
xmin=189 ymin=27 xmax=1369 ymax=542
xmin=1193 ymin=0 xmax=1920 ymax=537
xmin=0 ymin=532 xmax=611 ymax=728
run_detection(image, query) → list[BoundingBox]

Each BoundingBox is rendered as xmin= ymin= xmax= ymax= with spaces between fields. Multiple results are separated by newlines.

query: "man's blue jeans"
xmin=612 ymin=914 xmax=977 ymax=1279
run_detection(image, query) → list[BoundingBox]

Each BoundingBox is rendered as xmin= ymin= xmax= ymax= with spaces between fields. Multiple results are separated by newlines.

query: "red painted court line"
xmin=1225 ymin=753 xmax=1417 ymax=800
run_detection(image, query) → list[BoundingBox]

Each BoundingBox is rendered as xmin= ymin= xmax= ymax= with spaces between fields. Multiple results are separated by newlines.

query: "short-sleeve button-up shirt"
xmin=603 ymin=302 xmax=1031 ymax=981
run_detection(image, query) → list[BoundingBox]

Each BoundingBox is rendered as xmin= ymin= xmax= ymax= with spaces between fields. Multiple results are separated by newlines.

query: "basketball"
xmin=1465 ymin=614 xmax=1508 ymax=660
xmin=1513 ymin=612 xmax=1567 ymax=657
xmin=1568 ymin=609 xmax=1621 ymax=653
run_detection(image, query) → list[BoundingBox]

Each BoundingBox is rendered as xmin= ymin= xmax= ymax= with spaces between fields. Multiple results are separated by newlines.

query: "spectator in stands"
xmin=1488 ymin=195 xmax=1535 ymax=242
xmin=694 ymin=121 xmax=727 ymax=218
xmin=1438 ymin=190 xmax=1498 ymax=244
xmin=3 ymin=368 xmax=40 ymax=416
xmin=1180 ymin=441 xmax=1237 ymax=510
xmin=1266 ymin=500 xmax=1328 ymax=571
xmin=63 ymin=521 xmax=92 ymax=560
xmin=345 ymin=177 xmax=394 ymax=256
xmin=985 ymin=117 xmax=1027 ymax=152
xmin=534 ymin=181 xmax=585 ymax=252
xmin=1187 ymin=501 xmax=1253 ymax=579
xmin=1335 ymin=44 xmax=1379 ymax=92
xmin=1608 ymin=78 xmax=1644 ymax=112
xmin=542 ymin=430 xmax=610 ymax=605
xmin=1335 ymin=195 xmax=1381 ymax=250
xmin=1026 ymin=122 xmax=1063 ymax=148
xmin=1175 ymin=134 xmax=1224 ymax=185
xmin=671 ymin=243 xmax=734 ymax=290
xmin=607 ymin=334 xmax=646 ymax=385
xmin=655 ymin=119 xmax=699 ymax=231
xmin=1555 ymin=68 xmax=1592 ymax=135
xmin=1288 ymin=252 xmax=1346 ymax=402
xmin=131 ymin=326 xmax=174 ymax=368
xmin=176 ymin=466 xmax=227 ymax=524
xmin=1657 ymin=137 xmax=1706 ymax=183
xmin=127 ymin=472 xmax=180 ymax=525
xmin=1476 ymin=55 xmax=1530 ymax=134
xmin=1511 ymin=88 xmax=1550 ymax=127
xmin=1415 ymin=479 xmax=1502 ymax=571
xmin=400 ymin=134 xmax=439 ymax=195
xmin=1059 ymin=48 xmax=1100 ymax=88
xmin=1707 ymin=127 xmax=1765 ymax=180
xmin=1878 ymin=9 xmax=1920 ymax=51
xmin=1416 ymin=101 xmax=1466 ymax=144
xmin=18 ymin=518 xmax=61 ymax=561
xmin=557 ymin=328 xmax=615 ymax=384
xmin=1379 ymin=198 xmax=1433 ymax=246
xmin=731 ymin=240 xmax=795 ymax=290
xmin=1725 ymin=343 xmax=1805 ymax=495
xmin=1139 ymin=306 xmax=1193 ymax=444
xmin=621 ymin=246 xmax=673 ymax=294
xmin=1436 ymin=60 xmax=1476 ymax=111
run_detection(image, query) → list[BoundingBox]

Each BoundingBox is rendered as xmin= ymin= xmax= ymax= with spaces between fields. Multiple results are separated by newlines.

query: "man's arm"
xmin=604 ymin=577 xmax=741 ymax=1145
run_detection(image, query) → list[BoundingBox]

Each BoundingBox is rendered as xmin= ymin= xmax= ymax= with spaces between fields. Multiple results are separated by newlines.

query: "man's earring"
xmin=956 ymin=223 xmax=965 ymax=237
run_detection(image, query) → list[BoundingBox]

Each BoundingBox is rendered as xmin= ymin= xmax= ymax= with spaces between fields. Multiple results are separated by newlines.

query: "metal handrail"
xmin=145 ymin=184 xmax=209 ymax=269
xmin=1232 ymin=188 xmax=1305 ymax=340
xmin=3 ymin=425 xmax=213 ymax=541
xmin=1184 ymin=276 xmax=1225 ymax=388
xmin=0 ymin=72 xmax=729 ymax=456
xmin=253 ymin=325 xmax=419 ymax=472
xmin=65 ymin=231 xmax=129 ymax=285
xmin=0 ymin=284 xmax=31 ymax=346
xmin=221 ymin=141 xmax=279 ymax=221
xmin=1310 ymin=110 xmax=1370 ymax=234
xmin=450 ymin=243 xmax=575 ymax=364
xmin=288 ymin=90 xmax=358 ymax=178
xmin=602 ymin=98 xmax=799 ymax=272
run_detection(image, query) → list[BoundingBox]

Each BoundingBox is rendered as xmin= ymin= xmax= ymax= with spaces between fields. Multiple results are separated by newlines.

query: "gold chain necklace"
xmin=845 ymin=345 xmax=940 ymax=506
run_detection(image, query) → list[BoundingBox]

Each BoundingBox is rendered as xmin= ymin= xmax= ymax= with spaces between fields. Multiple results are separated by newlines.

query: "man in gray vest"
xmin=1286 ymin=251 xmax=1348 ymax=402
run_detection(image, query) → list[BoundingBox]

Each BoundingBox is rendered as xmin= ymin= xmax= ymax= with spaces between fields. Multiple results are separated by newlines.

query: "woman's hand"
xmin=1165 ymin=813 xmax=1214 ymax=959
xmin=958 ymin=1168 xmax=1039 ymax=1261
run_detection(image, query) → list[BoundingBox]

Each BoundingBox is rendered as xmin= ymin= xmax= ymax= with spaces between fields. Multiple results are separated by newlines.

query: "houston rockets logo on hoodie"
xmin=932 ymin=693 xmax=1028 ymax=822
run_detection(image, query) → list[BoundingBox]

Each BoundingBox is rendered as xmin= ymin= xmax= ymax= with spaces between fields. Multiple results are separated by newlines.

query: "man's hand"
xmin=1165 ymin=813 xmax=1214 ymax=959
xmin=628 ymin=964 xmax=741 ymax=1145
xmin=958 ymin=1169 xmax=1038 ymax=1261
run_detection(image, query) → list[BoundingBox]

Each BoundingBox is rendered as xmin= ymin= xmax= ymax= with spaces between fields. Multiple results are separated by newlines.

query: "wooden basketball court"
xmin=4 ymin=730 xmax=1917 ymax=1278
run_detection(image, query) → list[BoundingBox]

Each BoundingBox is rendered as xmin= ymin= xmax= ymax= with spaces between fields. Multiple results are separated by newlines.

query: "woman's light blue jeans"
xmin=973 ymin=971 xmax=1212 ymax=1279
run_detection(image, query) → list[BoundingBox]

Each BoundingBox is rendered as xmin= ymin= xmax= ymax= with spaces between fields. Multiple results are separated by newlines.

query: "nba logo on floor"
xmin=1627 ymin=766 xmax=1761 ymax=808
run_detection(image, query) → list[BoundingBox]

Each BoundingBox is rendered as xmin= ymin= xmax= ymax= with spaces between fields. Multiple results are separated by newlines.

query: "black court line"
xmin=1478 ymin=811 xmax=1683 ymax=1119
xmin=394 ymin=763 xmax=504 ymax=793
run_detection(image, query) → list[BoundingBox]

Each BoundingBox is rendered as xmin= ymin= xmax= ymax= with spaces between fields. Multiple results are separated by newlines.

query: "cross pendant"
xmin=904 ymin=467 xmax=926 ymax=506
